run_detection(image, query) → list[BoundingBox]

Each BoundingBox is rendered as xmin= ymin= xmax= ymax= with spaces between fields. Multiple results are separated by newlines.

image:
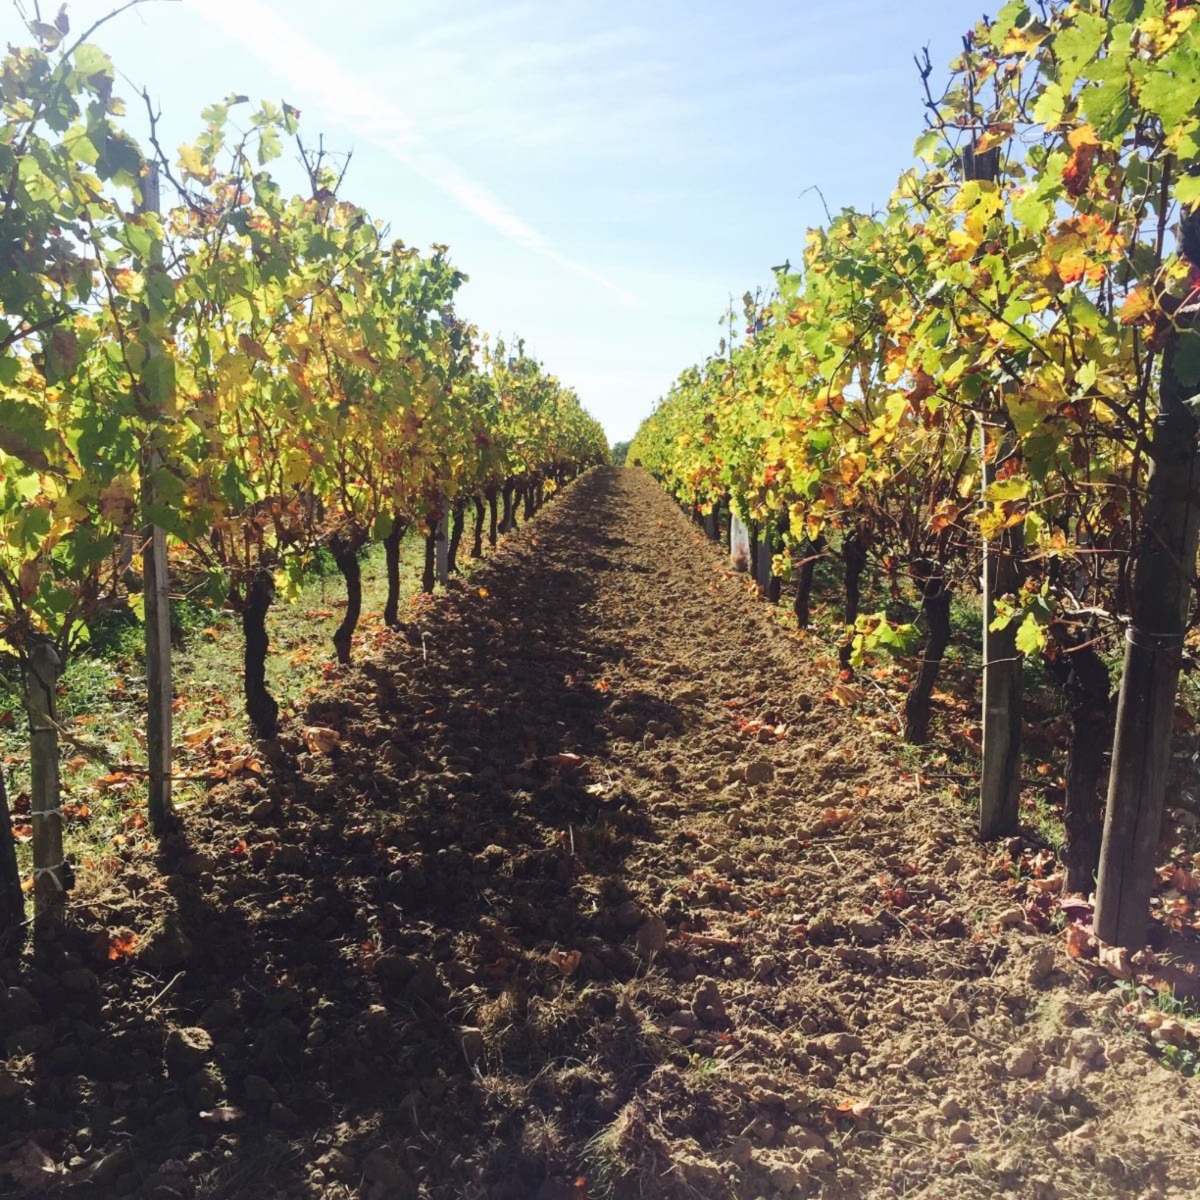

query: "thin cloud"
xmin=181 ymin=0 xmax=643 ymax=308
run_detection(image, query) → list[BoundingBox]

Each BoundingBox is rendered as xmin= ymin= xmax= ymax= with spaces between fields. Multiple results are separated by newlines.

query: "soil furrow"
xmin=3 ymin=467 xmax=1198 ymax=1200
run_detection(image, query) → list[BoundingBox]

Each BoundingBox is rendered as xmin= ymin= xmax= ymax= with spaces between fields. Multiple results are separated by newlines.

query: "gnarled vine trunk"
xmin=383 ymin=514 xmax=409 ymax=628
xmin=422 ymin=518 xmax=437 ymax=594
xmin=838 ymin=532 xmax=869 ymax=672
xmin=903 ymin=562 xmax=951 ymax=745
xmin=487 ymin=487 xmax=499 ymax=547
xmin=448 ymin=501 xmax=466 ymax=574
xmin=471 ymin=496 xmax=485 ymax=558
xmin=330 ymin=532 xmax=363 ymax=665
xmin=1047 ymin=631 xmax=1113 ymax=894
xmin=243 ymin=570 xmax=279 ymax=739
xmin=793 ymin=536 xmax=824 ymax=629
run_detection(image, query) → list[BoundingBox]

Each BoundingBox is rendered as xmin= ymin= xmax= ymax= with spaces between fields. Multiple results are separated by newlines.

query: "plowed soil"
xmin=3 ymin=467 xmax=1200 ymax=1200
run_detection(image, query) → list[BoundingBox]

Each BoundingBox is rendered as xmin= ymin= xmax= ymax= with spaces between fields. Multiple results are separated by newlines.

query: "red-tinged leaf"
xmin=1065 ymin=923 xmax=1094 ymax=959
xmin=1159 ymin=864 xmax=1200 ymax=895
xmin=107 ymin=930 xmax=138 ymax=961
xmin=821 ymin=807 xmax=853 ymax=828
xmin=547 ymin=948 xmax=582 ymax=975
xmin=237 ymin=333 xmax=270 ymax=363
xmin=229 ymin=839 xmax=248 ymax=857
xmin=1058 ymin=896 xmax=1093 ymax=920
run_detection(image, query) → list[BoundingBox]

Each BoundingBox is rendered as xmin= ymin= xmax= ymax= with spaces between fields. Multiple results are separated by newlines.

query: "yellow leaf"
xmin=178 ymin=142 xmax=211 ymax=183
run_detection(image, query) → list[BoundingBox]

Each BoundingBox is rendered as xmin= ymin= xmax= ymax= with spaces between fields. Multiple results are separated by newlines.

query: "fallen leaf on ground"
xmin=547 ymin=948 xmax=582 ymax=975
xmin=302 ymin=726 xmax=341 ymax=754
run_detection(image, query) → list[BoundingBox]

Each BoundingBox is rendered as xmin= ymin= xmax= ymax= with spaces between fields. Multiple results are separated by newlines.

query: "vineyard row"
xmin=630 ymin=0 xmax=1200 ymax=949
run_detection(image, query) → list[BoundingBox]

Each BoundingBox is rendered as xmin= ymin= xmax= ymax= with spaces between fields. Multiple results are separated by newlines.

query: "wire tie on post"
xmin=1126 ymin=627 xmax=1186 ymax=653
xmin=33 ymin=862 xmax=66 ymax=891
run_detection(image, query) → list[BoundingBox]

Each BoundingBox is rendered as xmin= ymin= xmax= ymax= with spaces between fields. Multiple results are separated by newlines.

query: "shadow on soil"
xmin=5 ymin=469 xmax=678 ymax=1200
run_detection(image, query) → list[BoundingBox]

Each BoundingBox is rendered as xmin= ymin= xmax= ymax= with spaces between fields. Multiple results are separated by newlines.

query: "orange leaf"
xmin=107 ymin=930 xmax=138 ymax=960
xmin=547 ymin=948 xmax=582 ymax=975
xmin=1067 ymin=124 xmax=1100 ymax=150
xmin=1119 ymin=287 xmax=1156 ymax=326
xmin=836 ymin=1096 xmax=872 ymax=1117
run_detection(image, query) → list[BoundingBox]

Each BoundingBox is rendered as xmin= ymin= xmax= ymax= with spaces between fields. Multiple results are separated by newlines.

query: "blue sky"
xmin=5 ymin=0 xmax=978 ymax=443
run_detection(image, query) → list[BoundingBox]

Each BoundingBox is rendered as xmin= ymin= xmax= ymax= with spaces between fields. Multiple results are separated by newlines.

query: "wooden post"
xmin=435 ymin=512 xmax=450 ymax=583
xmin=138 ymin=163 xmax=174 ymax=834
xmin=755 ymin=524 xmax=772 ymax=596
xmin=0 ymin=767 xmax=25 ymax=955
xmin=979 ymin=425 xmax=1023 ymax=840
xmin=730 ymin=514 xmax=750 ymax=572
xmin=26 ymin=640 xmax=64 ymax=928
xmin=1095 ymin=326 xmax=1200 ymax=947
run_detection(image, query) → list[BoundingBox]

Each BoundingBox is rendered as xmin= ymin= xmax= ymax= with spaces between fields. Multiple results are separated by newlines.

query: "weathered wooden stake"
xmin=730 ymin=515 xmax=751 ymax=572
xmin=0 ymin=768 xmax=25 ymax=955
xmin=1096 ymin=326 xmax=1200 ymax=947
xmin=980 ymin=426 xmax=1023 ymax=840
xmin=26 ymin=640 xmax=64 ymax=929
xmin=138 ymin=163 xmax=174 ymax=833
xmin=435 ymin=513 xmax=450 ymax=583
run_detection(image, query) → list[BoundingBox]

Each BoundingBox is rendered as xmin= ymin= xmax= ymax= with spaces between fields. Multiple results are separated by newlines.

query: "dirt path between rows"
xmin=4 ymin=467 xmax=1200 ymax=1200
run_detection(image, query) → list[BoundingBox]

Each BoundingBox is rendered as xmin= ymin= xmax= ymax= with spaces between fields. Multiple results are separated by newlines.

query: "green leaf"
xmin=71 ymin=44 xmax=112 ymax=79
xmin=1024 ymin=509 xmax=1046 ymax=548
xmin=0 ymin=397 xmax=55 ymax=467
xmin=1031 ymin=83 xmax=1065 ymax=128
xmin=142 ymin=353 xmax=176 ymax=411
xmin=1011 ymin=191 xmax=1051 ymax=234
xmin=913 ymin=130 xmax=940 ymax=162
xmin=1015 ymin=611 xmax=1047 ymax=656
xmin=1138 ymin=49 xmax=1200 ymax=130
xmin=1080 ymin=75 xmax=1134 ymax=142
xmin=1176 ymin=175 xmax=1200 ymax=209
xmin=984 ymin=477 xmax=1030 ymax=503
xmin=1175 ymin=331 xmax=1200 ymax=392
xmin=1053 ymin=11 xmax=1108 ymax=87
